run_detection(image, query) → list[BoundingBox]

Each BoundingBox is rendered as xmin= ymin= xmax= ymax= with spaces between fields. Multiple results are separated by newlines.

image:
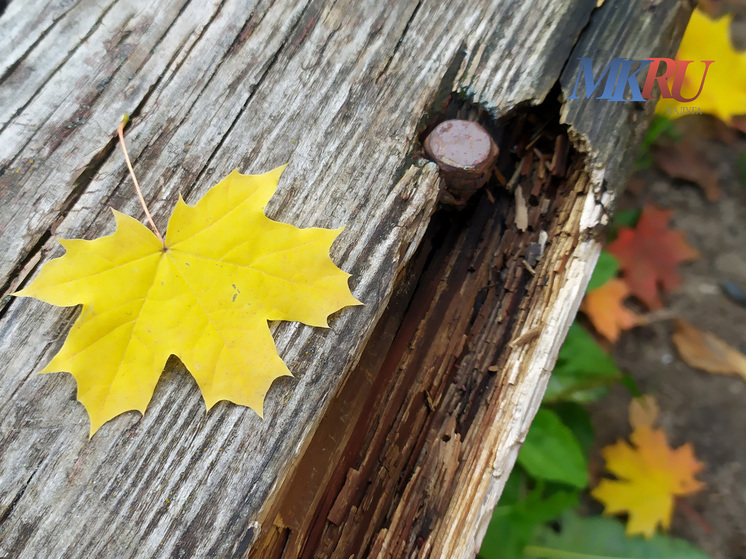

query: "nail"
xmin=424 ymin=120 xmax=499 ymax=204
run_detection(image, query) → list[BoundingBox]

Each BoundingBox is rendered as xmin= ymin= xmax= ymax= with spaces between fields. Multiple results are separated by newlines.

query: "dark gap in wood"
xmin=374 ymin=0 xmax=425 ymax=84
xmin=0 ymin=226 xmax=50 ymax=316
xmin=0 ymin=130 xmax=122 ymax=317
xmin=0 ymin=470 xmax=36 ymax=529
xmin=114 ymin=0 xmax=261 ymax=220
xmin=187 ymin=1 xmax=314 ymax=200
xmin=137 ymin=0 xmax=205 ymax=76
xmin=0 ymin=0 xmax=118 ymax=140
xmin=0 ymin=0 xmax=88 ymax=85
xmin=249 ymin=87 xmax=579 ymax=558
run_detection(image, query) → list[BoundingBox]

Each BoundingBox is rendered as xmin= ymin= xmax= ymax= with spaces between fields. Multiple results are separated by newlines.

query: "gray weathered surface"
xmin=0 ymin=0 xmax=690 ymax=557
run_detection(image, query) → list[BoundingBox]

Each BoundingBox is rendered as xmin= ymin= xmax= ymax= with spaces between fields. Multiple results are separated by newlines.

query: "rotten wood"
xmin=247 ymin=100 xmax=586 ymax=558
xmin=0 ymin=0 xmax=691 ymax=557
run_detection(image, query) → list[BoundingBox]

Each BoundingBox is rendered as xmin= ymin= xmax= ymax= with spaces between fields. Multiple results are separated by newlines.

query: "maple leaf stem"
xmin=116 ymin=117 xmax=166 ymax=248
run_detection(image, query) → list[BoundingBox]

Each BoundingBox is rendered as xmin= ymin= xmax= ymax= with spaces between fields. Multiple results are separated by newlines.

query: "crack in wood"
xmin=374 ymin=0 xmax=424 ymax=84
xmin=0 ymin=133 xmax=122 ymax=317
xmin=187 ymin=12 xmax=307 ymax=198
xmin=0 ymin=0 xmax=85 ymax=85
xmin=246 ymin=91 xmax=591 ymax=557
xmin=0 ymin=471 xmax=37 ymax=530
xmin=0 ymin=0 xmax=119 ymax=138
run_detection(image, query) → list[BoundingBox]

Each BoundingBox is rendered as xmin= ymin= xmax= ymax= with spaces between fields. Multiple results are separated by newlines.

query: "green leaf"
xmin=498 ymin=467 xmax=526 ymax=506
xmin=544 ymin=323 xmax=620 ymax=404
xmin=478 ymin=473 xmax=579 ymax=559
xmin=636 ymin=115 xmax=680 ymax=170
xmin=517 ymin=409 xmax=588 ymax=488
xmin=525 ymin=511 xmax=711 ymax=558
xmin=613 ymin=209 xmax=640 ymax=229
xmin=619 ymin=373 xmax=642 ymax=397
xmin=586 ymin=252 xmax=619 ymax=292
xmin=552 ymin=403 xmax=594 ymax=460
xmin=479 ymin=470 xmax=532 ymax=559
xmin=479 ymin=503 xmax=536 ymax=559
xmin=643 ymin=115 xmax=680 ymax=148
xmin=521 ymin=485 xmax=580 ymax=524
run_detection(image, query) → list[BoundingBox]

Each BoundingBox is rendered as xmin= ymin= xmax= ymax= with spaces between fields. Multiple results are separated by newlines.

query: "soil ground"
xmin=587 ymin=118 xmax=746 ymax=559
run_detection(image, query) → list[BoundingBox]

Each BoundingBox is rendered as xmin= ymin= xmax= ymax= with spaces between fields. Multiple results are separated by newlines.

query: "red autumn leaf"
xmin=607 ymin=205 xmax=699 ymax=310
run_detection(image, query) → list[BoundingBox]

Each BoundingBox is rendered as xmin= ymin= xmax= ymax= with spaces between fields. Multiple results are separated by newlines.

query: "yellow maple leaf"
xmin=591 ymin=425 xmax=705 ymax=538
xmin=15 ymin=166 xmax=361 ymax=435
xmin=656 ymin=8 xmax=746 ymax=124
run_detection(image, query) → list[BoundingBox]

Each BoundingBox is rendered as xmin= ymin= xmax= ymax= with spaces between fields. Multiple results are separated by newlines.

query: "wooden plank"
xmin=0 ymin=0 xmax=80 ymax=80
xmin=0 ymin=0 xmax=691 ymax=557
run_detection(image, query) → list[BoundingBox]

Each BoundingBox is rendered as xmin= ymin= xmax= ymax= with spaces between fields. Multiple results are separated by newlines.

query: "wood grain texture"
xmin=0 ymin=0 xmax=690 ymax=557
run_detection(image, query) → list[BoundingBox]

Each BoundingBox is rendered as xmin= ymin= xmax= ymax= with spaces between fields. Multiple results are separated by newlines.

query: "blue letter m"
xmin=567 ymin=58 xmax=623 ymax=100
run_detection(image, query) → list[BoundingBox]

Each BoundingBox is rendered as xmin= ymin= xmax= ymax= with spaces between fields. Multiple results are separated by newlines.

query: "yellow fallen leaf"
xmin=672 ymin=319 xmax=746 ymax=380
xmin=592 ymin=426 xmax=705 ymax=538
xmin=656 ymin=8 xmax=746 ymax=125
xmin=15 ymin=166 xmax=361 ymax=435
xmin=628 ymin=394 xmax=659 ymax=430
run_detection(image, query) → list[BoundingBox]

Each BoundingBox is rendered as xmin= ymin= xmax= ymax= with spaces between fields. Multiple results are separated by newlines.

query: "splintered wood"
xmin=248 ymin=110 xmax=594 ymax=557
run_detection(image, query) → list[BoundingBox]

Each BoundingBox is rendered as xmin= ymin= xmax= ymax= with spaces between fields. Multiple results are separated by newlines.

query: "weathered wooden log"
xmin=0 ymin=0 xmax=691 ymax=557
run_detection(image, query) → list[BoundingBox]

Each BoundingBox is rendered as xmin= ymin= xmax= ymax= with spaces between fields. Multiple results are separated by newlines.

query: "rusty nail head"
xmin=424 ymin=120 xmax=499 ymax=201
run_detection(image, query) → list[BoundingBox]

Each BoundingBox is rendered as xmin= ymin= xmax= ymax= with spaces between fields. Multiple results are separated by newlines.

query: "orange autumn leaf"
xmin=592 ymin=425 xmax=705 ymax=538
xmin=581 ymin=278 xmax=639 ymax=342
xmin=607 ymin=205 xmax=699 ymax=310
xmin=672 ymin=319 xmax=746 ymax=380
